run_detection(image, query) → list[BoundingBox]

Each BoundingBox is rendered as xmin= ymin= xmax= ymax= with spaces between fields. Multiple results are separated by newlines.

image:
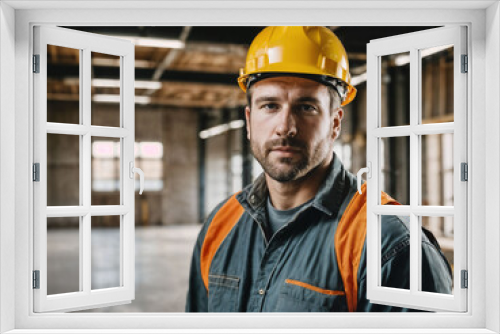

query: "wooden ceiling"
xmin=47 ymin=26 xmax=433 ymax=109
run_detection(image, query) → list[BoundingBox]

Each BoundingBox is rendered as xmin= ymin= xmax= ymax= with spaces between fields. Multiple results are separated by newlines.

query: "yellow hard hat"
xmin=238 ymin=26 xmax=357 ymax=106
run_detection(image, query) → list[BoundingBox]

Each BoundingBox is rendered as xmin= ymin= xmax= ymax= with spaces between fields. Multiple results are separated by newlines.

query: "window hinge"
xmin=33 ymin=54 xmax=40 ymax=73
xmin=461 ymin=54 xmax=468 ymax=73
xmin=461 ymin=162 xmax=468 ymax=181
xmin=33 ymin=270 xmax=40 ymax=289
xmin=461 ymin=270 xmax=468 ymax=289
xmin=33 ymin=163 xmax=40 ymax=182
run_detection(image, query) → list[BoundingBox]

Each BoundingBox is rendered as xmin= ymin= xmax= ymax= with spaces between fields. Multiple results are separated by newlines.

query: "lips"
xmin=270 ymin=146 xmax=302 ymax=158
xmin=272 ymin=146 xmax=300 ymax=152
xmin=264 ymin=139 xmax=305 ymax=156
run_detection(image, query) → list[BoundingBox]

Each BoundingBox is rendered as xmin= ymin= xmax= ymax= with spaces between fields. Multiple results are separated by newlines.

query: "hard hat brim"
xmin=238 ymin=71 xmax=357 ymax=107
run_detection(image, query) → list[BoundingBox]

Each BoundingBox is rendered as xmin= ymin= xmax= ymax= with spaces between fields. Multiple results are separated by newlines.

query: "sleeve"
xmin=185 ymin=198 xmax=232 ymax=312
xmin=421 ymin=239 xmax=453 ymax=294
xmin=356 ymin=242 xmax=416 ymax=312
xmin=185 ymin=224 xmax=209 ymax=312
xmin=356 ymin=233 xmax=453 ymax=312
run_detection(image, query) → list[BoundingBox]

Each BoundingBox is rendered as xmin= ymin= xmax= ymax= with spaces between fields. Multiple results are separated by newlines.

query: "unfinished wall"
xmin=47 ymin=102 xmax=199 ymax=226
xmin=161 ymin=107 xmax=199 ymax=226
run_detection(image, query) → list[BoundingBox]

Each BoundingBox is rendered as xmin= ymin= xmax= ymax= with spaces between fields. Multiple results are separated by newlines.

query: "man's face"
xmin=245 ymin=76 xmax=343 ymax=183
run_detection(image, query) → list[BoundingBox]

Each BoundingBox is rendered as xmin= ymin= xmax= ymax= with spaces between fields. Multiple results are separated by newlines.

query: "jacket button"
xmin=258 ymin=289 xmax=265 ymax=295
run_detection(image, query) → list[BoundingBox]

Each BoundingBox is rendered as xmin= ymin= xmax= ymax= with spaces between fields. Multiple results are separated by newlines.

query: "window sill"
xmin=4 ymin=329 xmax=497 ymax=334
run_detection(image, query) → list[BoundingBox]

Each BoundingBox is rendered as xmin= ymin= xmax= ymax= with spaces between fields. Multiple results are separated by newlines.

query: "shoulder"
xmin=195 ymin=193 xmax=242 ymax=245
xmin=380 ymin=215 xmax=411 ymax=261
xmin=358 ymin=214 xmax=410 ymax=282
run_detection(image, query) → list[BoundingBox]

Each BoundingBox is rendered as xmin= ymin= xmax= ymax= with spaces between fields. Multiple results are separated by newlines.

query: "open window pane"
xmin=366 ymin=26 xmax=466 ymax=312
xmin=34 ymin=25 xmax=135 ymax=313
xmin=47 ymin=217 xmax=81 ymax=295
xmin=380 ymin=215 xmax=410 ymax=290
xmin=421 ymin=133 xmax=454 ymax=206
xmin=421 ymin=216 xmax=454 ymax=295
xmin=91 ymin=52 xmax=121 ymax=127
xmin=47 ymin=45 xmax=80 ymax=124
xmin=91 ymin=215 xmax=121 ymax=290
xmin=421 ymin=45 xmax=454 ymax=124
xmin=380 ymin=136 xmax=410 ymax=205
xmin=380 ymin=52 xmax=410 ymax=127
xmin=47 ymin=134 xmax=80 ymax=206
xmin=92 ymin=137 xmax=121 ymax=205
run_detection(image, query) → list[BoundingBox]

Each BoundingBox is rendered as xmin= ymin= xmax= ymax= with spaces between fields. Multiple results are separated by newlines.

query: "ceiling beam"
xmin=146 ymin=26 xmax=192 ymax=95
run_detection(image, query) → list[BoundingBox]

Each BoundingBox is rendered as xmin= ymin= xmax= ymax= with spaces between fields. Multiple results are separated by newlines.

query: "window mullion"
xmin=409 ymin=47 xmax=420 ymax=294
xmin=82 ymin=48 xmax=92 ymax=295
xmin=119 ymin=56 xmax=125 ymax=288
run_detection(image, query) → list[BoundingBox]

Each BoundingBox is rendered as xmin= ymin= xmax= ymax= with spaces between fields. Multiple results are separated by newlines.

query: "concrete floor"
xmin=47 ymin=225 xmax=201 ymax=312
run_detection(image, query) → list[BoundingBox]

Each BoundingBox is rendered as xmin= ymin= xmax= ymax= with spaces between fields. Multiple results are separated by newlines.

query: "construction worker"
xmin=186 ymin=26 xmax=452 ymax=312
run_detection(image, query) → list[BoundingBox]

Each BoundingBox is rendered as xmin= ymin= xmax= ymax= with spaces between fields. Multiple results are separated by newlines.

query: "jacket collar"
xmin=237 ymin=153 xmax=349 ymax=218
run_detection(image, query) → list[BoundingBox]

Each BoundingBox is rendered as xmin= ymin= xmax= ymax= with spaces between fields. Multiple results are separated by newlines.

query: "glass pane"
xmin=380 ymin=52 xmax=410 ymax=127
xmin=380 ymin=137 xmax=410 ymax=205
xmin=47 ymin=45 xmax=80 ymax=124
xmin=381 ymin=215 xmax=410 ymax=290
xmin=47 ymin=134 xmax=80 ymax=206
xmin=91 ymin=137 xmax=121 ymax=205
xmin=421 ymin=45 xmax=454 ymax=124
xmin=421 ymin=216 xmax=454 ymax=295
xmin=47 ymin=217 xmax=80 ymax=295
xmin=91 ymin=215 xmax=121 ymax=290
xmin=421 ymin=133 xmax=454 ymax=206
xmin=91 ymin=52 xmax=121 ymax=127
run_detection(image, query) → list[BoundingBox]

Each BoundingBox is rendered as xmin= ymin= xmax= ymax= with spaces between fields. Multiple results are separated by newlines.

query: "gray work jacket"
xmin=186 ymin=155 xmax=452 ymax=312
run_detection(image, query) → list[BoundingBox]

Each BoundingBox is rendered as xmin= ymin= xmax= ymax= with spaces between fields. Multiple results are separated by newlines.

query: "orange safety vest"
xmin=200 ymin=183 xmax=398 ymax=312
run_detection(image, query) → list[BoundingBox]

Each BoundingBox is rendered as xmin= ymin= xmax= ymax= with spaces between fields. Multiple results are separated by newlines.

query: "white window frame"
xmin=0 ymin=1 xmax=499 ymax=333
xmin=365 ymin=26 xmax=467 ymax=312
xmin=33 ymin=25 xmax=136 ymax=313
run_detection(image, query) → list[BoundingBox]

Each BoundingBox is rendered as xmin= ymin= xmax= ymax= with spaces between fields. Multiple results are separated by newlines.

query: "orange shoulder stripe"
xmin=200 ymin=194 xmax=245 ymax=291
xmin=335 ymin=183 xmax=399 ymax=312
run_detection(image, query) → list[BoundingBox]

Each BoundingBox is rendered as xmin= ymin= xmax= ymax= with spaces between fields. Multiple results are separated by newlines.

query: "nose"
xmin=275 ymin=106 xmax=297 ymax=137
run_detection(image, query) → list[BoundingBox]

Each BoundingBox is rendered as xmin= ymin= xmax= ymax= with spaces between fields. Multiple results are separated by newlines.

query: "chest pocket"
xmin=207 ymin=274 xmax=240 ymax=312
xmin=275 ymin=279 xmax=348 ymax=312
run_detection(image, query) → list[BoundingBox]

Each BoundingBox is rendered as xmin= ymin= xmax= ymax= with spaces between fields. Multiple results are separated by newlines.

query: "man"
xmin=186 ymin=26 xmax=451 ymax=312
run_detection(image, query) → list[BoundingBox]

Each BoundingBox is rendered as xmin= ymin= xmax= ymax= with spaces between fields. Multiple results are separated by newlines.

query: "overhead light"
xmin=394 ymin=54 xmax=411 ymax=67
xmin=93 ymin=94 xmax=151 ymax=105
xmin=199 ymin=120 xmax=245 ymax=139
xmin=92 ymin=58 xmax=154 ymax=68
xmin=91 ymin=79 xmax=162 ymax=90
xmin=394 ymin=44 xmax=453 ymax=66
xmin=92 ymin=94 xmax=120 ymax=103
xmin=421 ymin=44 xmax=453 ymax=58
xmin=229 ymin=119 xmax=245 ymax=129
xmin=134 ymin=81 xmax=162 ymax=90
xmin=121 ymin=36 xmax=185 ymax=49
xmin=63 ymin=78 xmax=162 ymax=90
xmin=351 ymin=72 xmax=367 ymax=86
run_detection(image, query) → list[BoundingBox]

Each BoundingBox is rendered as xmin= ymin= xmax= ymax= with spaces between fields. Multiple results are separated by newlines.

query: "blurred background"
xmin=45 ymin=26 xmax=455 ymax=312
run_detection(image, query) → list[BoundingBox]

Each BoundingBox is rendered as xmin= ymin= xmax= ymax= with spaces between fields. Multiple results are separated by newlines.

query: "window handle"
xmin=129 ymin=161 xmax=145 ymax=195
xmin=356 ymin=162 xmax=371 ymax=194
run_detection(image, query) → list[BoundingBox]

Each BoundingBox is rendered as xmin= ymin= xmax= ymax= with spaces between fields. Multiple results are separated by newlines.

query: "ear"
xmin=245 ymin=106 xmax=251 ymax=140
xmin=331 ymin=108 xmax=344 ymax=141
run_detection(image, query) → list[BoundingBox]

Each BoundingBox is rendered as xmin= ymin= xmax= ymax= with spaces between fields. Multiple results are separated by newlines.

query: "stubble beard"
xmin=250 ymin=134 xmax=333 ymax=183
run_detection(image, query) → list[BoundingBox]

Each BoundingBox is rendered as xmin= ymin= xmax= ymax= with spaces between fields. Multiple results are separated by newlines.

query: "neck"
xmin=266 ymin=157 xmax=332 ymax=211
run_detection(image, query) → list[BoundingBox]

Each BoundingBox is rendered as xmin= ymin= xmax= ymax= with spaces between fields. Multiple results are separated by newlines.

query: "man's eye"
xmin=299 ymin=104 xmax=317 ymax=113
xmin=261 ymin=103 xmax=279 ymax=111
